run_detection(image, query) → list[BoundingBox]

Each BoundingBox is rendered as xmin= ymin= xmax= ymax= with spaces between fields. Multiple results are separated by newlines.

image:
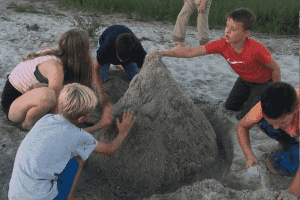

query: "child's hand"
xmin=277 ymin=189 xmax=298 ymax=200
xmin=116 ymin=111 xmax=136 ymax=136
xmin=146 ymin=51 xmax=163 ymax=62
xmin=99 ymin=103 xmax=114 ymax=128
xmin=198 ymin=3 xmax=206 ymax=13
xmin=246 ymin=154 xmax=258 ymax=169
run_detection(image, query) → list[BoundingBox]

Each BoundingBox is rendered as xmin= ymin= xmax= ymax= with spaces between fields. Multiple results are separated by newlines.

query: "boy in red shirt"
xmin=236 ymin=82 xmax=299 ymax=200
xmin=147 ymin=8 xmax=281 ymax=120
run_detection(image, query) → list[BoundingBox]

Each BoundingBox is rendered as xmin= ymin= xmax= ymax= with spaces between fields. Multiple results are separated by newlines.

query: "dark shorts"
xmin=225 ymin=77 xmax=272 ymax=119
xmin=54 ymin=157 xmax=79 ymax=200
xmin=257 ymin=118 xmax=299 ymax=175
xmin=1 ymin=75 xmax=22 ymax=119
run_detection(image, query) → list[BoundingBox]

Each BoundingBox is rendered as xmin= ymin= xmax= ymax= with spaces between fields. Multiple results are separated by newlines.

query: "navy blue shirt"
xmin=96 ymin=25 xmax=147 ymax=68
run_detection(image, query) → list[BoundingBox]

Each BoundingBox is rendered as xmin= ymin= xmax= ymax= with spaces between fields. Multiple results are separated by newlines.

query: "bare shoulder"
xmin=39 ymin=59 xmax=63 ymax=74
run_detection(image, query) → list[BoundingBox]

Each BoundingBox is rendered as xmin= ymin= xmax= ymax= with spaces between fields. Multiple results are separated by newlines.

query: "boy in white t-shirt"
xmin=8 ymin=83 xmax=136 ymax=200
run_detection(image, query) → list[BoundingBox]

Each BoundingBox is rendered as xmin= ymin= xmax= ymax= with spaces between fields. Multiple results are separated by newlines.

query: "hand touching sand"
xmin=277 ymin=189 xmax=298 ymax=200
xmin=146 ymin=51 xmax=163 ymax=61
xmin=116 ymin=111 xmax=136 ymax=136
xmin=246 ymin=154 xmax=258 ymax=169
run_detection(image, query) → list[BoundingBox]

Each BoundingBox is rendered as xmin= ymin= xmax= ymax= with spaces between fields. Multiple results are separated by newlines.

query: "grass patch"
xmin=56 ymin=0 xmax=299 ymax=35
xmin=7 ymin=3 xmax=46 ymax=14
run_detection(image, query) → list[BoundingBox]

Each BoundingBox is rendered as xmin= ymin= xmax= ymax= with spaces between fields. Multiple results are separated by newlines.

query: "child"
xmin=8 ymin=83 xmax=136 ymax=200
xmin=236 ymin=82 xmax=299 ymax=199
xmin=93 ymin=25 xmax=147 ymax=84
xmin=1 ymin=28 xmax=110 ymax=130
xmin=147 ymin=8 xmax=281 ymax=120
xmin=173 ymin=0 xmax=212 ymax=49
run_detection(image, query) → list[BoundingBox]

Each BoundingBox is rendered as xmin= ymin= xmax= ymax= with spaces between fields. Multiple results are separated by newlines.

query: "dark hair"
xmin=115 ymin=33 xmax=140 ymax=61
xmin=226 ymin=8 xmax=256 ymax=31
xmin=261 ymin=82 xmax=297 ymax=119
xmin=22 ymin=28 xmax=93 ymax=88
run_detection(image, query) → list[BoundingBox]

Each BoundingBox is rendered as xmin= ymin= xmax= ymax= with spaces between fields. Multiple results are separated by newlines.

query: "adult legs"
xmin=8 ymin=87 xmax=56 ymax=130
xmin=172 ymin=0 xmax=197 ymax=48
xmin=197 ymin=0 xmax=211 ymax=45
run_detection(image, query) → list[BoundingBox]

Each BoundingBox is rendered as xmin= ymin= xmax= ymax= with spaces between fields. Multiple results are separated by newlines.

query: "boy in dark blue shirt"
xmin=94 ymin=25 xmax=147 ymax=83
xmin=92 ymin=25 xmax=147 ymax=105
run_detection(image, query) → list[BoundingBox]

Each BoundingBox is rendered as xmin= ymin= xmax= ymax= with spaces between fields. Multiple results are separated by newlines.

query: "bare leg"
xmin=8 ymin=87 xmax=56 ymax=130
xmin=67 ymin=157 xmax=84 ymax=200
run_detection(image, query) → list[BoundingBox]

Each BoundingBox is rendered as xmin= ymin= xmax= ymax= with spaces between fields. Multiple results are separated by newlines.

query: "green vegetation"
xmin=56 ymin=0 xmax=299 ymax=35
xmin=7 ymin=3 xmax=47 ymax=14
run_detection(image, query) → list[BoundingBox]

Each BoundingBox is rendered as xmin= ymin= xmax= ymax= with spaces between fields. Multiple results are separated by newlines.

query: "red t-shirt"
xmin=205 ymin=37 xmax=272 ymax=83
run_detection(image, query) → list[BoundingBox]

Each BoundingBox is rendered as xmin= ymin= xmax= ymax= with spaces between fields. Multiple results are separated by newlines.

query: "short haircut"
xmin=115 ymin=33 xmax=140 ymax=61
xmin=58 ymin=83 xmax=98 ymax=119
xmin=261 ymin=82 xmax=297 ymax=119
xmin=226 ymin=8 xmax=256 ymax=31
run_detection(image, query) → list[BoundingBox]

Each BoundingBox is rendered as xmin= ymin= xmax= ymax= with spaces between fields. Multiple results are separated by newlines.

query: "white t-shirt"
xmin=8 ymin=114 xmax=98 ymax=200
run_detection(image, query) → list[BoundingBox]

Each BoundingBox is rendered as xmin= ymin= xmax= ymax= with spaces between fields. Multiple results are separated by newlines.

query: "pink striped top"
xmin=9 ymin=54 xmax=61 ymax=94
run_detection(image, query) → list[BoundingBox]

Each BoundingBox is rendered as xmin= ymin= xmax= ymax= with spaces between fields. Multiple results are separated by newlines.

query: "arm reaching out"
xmin=146 ymin=45 xmax=207 ymax=61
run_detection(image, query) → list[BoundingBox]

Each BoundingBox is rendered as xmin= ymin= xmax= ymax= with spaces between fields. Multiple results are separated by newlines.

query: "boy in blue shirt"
xmin=236 ymin=82 xmax=299 ymax=199
xmin=93 ymin=25 xmax=147 ymax=107
xmin=8 ymin=83 xmax=136 ymax=200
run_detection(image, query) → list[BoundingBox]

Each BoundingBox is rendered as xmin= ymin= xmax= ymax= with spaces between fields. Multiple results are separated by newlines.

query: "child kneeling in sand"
xmin=147 ymin=8 xmax=281 ymax=120
xmin=8 ymin=83 xmax=136 ymax=200
xmin=236 ymin=82 xmax=299 ymax=199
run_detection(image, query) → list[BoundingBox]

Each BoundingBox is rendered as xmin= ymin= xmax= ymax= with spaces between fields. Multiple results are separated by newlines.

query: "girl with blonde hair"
xmin=1 ymin=28 xmax=111 ymax=130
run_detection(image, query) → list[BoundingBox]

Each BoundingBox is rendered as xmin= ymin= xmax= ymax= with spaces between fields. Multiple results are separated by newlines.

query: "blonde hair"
xmin=22 ymin=28 xmax=93 ymax=88
xmin=58 ymin=83 xmax=98 ymax=119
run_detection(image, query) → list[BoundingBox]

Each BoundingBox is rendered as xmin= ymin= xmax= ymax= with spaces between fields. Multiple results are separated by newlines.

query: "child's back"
xmin=8 ymin=114 xmax=98 ymax=200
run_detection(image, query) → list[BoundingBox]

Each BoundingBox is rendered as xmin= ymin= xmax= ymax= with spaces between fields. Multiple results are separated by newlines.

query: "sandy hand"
xmin=198 ymin=3 xmax=206 ymax=13
xmin=146 ymin=51 xmax=162 ymax=61
xmin=277 ymin=189 xmax=298 ymax=200
xmin=116 ymin=111 xmax=136 ymax=136
xmin=246 ymin=154 xmax=258 ymax=169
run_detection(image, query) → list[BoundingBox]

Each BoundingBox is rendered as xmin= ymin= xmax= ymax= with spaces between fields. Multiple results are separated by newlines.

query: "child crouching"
xmin=8 ymin=83 xmax=136 ymax=200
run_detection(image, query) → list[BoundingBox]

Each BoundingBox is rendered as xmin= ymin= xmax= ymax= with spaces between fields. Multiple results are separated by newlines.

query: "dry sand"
xmin=0 ymin=0 xmax=298 ymax=199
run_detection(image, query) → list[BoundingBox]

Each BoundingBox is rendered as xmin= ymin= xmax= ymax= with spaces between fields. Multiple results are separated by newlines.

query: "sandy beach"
xmin=0 ymin=0 xmax=299 ymax=199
